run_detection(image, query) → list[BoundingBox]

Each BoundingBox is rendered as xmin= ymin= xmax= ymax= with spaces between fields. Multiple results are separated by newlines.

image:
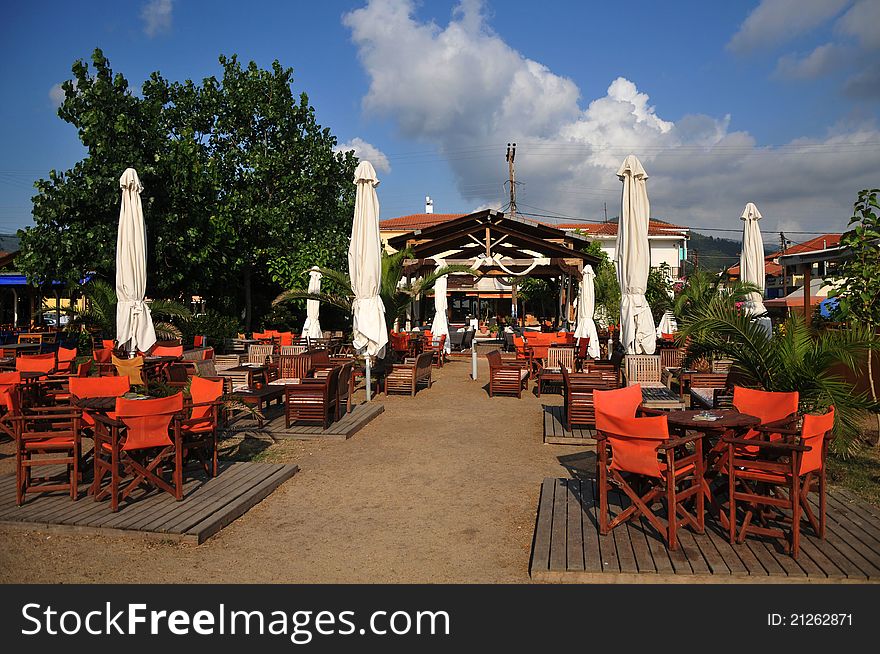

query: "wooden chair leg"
xmin=791 ymin=474 xmax=801 ymax=559
xmin=667 ymin=481 xmax=678 ymax=550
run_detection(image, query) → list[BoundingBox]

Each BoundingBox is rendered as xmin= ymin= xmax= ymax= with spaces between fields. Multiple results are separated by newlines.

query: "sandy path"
xmin=0 ymin=358 xmax=587 ymax=583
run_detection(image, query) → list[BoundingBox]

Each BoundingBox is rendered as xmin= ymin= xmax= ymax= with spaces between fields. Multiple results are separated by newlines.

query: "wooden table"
xmin=641 ymin=385 xmax=685 ymax=410
xmin=666 ymin=408 xmax=761 ymax=528
xmin=1 ymin=343 xmax=41 ymax=355
xmin=229 ymin=385 xmax=284 ymax=428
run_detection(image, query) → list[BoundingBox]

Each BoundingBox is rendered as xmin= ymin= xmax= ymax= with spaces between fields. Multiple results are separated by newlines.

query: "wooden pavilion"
xmin=387 ymin=209 xmax=601 ymax=328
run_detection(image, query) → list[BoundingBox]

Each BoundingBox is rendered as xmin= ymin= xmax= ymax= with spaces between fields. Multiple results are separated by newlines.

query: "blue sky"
xmin=1 ymin=0 xmax=878 ymax=237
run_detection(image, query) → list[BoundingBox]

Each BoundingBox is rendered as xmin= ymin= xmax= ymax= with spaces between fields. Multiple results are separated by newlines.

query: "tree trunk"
xmin=869 ymin=346 xmax=880 ymax=447
xmin=243 ymin=266 xmax=253 ymax=332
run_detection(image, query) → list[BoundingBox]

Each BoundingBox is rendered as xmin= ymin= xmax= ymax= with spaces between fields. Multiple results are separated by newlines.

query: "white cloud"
xmin=774 ymin=42 xmax=850 ymax=79
xmin=49 ymin=83 xmax=65 ymax=108
xmin=727 ymin=0 xmax=851 ymax=54
xmin=334 ymin=137 xmax=391 ymax=173
xmin=345 ymin=0 xmax=880 ymax=233
xmin=141 ymin=0 xmax=173 ymax=38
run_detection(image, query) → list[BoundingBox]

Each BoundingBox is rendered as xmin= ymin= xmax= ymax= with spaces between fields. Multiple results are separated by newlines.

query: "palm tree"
xmin=679 ymin=297 xmax=880 ymax=455
xmin=65 ymin=279 xmax=192 ymax=341
xmin=673 ymin=268 xmax=760 ymax=322
xmin=273 ymin=249 xmax=472 ymax=331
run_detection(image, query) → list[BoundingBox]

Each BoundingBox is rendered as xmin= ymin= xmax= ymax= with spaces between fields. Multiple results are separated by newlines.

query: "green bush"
xmin=182 ymin=311 xmax=241 ymax=346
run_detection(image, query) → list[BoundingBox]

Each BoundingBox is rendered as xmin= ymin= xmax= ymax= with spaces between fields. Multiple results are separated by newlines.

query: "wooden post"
xmin=803 ymin=264 xmax=812 ymax=326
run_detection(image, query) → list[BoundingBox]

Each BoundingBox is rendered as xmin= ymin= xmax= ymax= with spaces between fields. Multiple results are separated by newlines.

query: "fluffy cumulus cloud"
xmin=345 ymin=0 xmax=880 ymax=232
xmin=334 ymin=137 xmax=392 ymax=173
xmin=141 ymin=0 xmax=173 ymax=38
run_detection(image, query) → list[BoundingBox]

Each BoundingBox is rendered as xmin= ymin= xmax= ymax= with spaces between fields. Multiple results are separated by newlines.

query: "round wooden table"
xmin=666 ymin=409 xmax=761 ymax=530
xmin=666 ymin=408 xmax=760 ymax=433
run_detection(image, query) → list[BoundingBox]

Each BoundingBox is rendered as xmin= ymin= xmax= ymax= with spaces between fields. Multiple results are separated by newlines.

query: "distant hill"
xmin=686 ymin=231 xmax=743 ymax=273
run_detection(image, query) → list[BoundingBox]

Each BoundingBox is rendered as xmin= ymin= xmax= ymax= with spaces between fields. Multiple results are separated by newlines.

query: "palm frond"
xmin=273 ymin=289 xmax=352 ymax=313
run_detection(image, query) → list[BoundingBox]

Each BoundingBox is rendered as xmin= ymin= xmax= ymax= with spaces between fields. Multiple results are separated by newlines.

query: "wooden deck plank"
xmin=824 ymin=492 xmax=880 ymax=546
xmin=529 ymin=478 xmax=555 ymax=575
xmin=542 ymin=405 xmax=597 ymax=446
xmin=548 ymin=480 xmax=568 ymax=571
xmin=97 ymin=464 xmax=254 ymax=531
xmin=590 ymin=479 xmax=620 ymax=573
xmin=531 ymin=478 xmax=879 ymax=582
xmin=262 ymin=403 xmax=384 ymax=441
xmin=184 ymin=465 xmax=299 ymax=543
xmin=608 ymin=490 xmax=639 ymax=574
xmin=0 ymin=462 xmax=297 ymax=542
xmin=565 ymin=479 xmax=585 ymax=572
xmin=579 ymin=479 xmax=603 ymax=573
xmin=158 ymin=464 xmax=283 ymax=534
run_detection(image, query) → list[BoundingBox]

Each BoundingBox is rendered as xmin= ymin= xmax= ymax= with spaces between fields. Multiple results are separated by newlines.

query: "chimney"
xmin=425 ymin=196 xmax=433 ymax=214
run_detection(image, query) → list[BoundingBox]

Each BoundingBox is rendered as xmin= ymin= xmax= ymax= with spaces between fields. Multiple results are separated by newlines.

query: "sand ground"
xmin=0 ymin=358 xmax=592 ymax=583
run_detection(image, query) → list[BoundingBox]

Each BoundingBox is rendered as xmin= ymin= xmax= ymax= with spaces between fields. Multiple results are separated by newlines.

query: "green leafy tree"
xmin=679 ymin=300 xmax=879 ymax=455
xmin=203 ymin=55 xmax=356 ymax=329
xmin=831 ymin=188 xmax=880 ymax=439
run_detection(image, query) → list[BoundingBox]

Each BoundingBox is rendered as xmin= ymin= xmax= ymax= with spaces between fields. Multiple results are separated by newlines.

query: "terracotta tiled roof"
xmin=379 ymin=213 xmax=465 ymax=230
xmin=553 ymin=220 xmax=688 ymax=236
xmin=728 ymin=234 xmax=841 ymax=277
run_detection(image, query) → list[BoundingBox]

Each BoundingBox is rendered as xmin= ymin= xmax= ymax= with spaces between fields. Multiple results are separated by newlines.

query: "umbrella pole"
xmin=471 ymin=345 xmax=478 ymax=381
xmin=365 ymin=356 xmax=372 ymax=402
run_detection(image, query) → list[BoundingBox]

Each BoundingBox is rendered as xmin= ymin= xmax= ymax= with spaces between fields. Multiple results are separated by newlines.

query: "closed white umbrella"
xmin=739 ymin=202 xmax=772 ymax=335
xmin=302 ymin=266 xmax=323 ymax=340
xmin=431 ymin=260 xmax=451 ymax=353
xmin=656 ymin=309 xmax=677 ymax=337
xmin=116 ymin=168 xmax=156 ymax=354
xmin=573 ymin=265 xmax=600 ymax=359
xmin=349 ymin=161 xmax=387 ymax=400
xmin=616 ymin=154 xmax=655 ymax=355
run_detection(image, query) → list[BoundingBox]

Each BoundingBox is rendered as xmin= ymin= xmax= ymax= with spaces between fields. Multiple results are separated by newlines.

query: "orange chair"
xmin=193 ymin=335 xmax=205 ymax=348
xmin=724 ymin=407 xmax=836 ymax=558
xmin=69 ymin=376 xmax=131 ymax=434
xmin=594 ymin=384 xmax=704 ymax=550
xmin=56 ymin=347 xmax=78 ymax=373
xmin=112 ymin=355 xmax=146 ymax=386
xmin=278 ymin=332 xmax=293 ymax=347
xmin=92 ymin=392 xmax=185 ymax=512
xmin=732 ymin=387 xmax=800 ymax=448
xmin=152 ymin=345 xmax=184 ymax=357
xmin=16 ymin=353 xmax=56 ymax=376
xmin=425 ymin=334 xmax=446 ymax=367
xmin=0 ymin=371 xmax=22 ymax=439
xmin=7 ymin=387 xmax=82 ymax=505
xmin=181 ymin=376 xmax=223 ymax=477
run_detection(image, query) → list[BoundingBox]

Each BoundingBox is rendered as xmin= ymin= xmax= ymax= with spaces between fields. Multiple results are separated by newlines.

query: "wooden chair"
xmin=335 ymin=362 xmax=355 ymax=417
xmin=56 ymin=347 xmax=78 ymax=374
xmin=69 ymin=376 xmax=132 ymax=438
xmin=712 ymin=358 xmax=734 ymax=374
xmin=424 ymin=334 xmax=447 ymax=367
xmin=623 ymin=354 xmax=667 ymax=388
xmin=18 ymin=333 xmax=42 ymax=345
xmin=152 ymin=344 xmax=184 ymax=357
xmin=93 ymin=347 xmax=115 ymax=375
xmin=284 ymin=365 xmax=341 ymax=429
xmin=92 ymin=393 xmax=185 ymax=512
xmin=561 ymin=366 xmax=618 ymax=430
xmin=724 ymin=407 xmax=835 ymax=558
xmin=659 ymin=346 xmax=684 ymax=371
xmin=0 ymin=371 xmax=21 ymax=440
xmin=248 ymin=344 xmax=275 ymax=366
xmin=537 ymin=346 xmax=576 ymax=395
xmin=112 ymin=355 xmax=146 ymax=386
xmin=685 ymin=372 xmax=729 ymax=408
xmin=214 ymin=354 xmax=241 ymax=371
xmin=7 ymin=387 xmax=82 ymax=505
xmin=594 ymin=385 xmax=704 ymax=550
xmin=486 ymin=350 xmax=529 ymax=398
xmin=277 ymin=353 xmax=314 ymax=381
xmin=384 ymin=351 xmax=433 ymax=396
xmin=16 ymin=353 xmax=57 ymax=376
xmin=181 ymin=376 xmax=223 ymax=477
xmin=280 ymin=345 xmax=307 ymax=356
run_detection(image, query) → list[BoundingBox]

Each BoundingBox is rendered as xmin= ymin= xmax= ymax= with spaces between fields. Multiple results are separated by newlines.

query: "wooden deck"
xmin=260 ymin=402 xmax=385 ymax=440
xmin=0 ymin=461 xmax=298 ymax=544
xmin=530 ymin=477 xmax=880 ymax=583
xmin=543 ymin=405 xmax=596 ymax=446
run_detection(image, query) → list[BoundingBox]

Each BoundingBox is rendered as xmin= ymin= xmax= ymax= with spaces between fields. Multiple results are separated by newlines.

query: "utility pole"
xmin=506 ymin=142 xmax=517 ymax=217
xmin=779 ymin=232 xmax=788 ymax=295
xmin=603 ymin=201 xmax=608 ymax=223
xmin=693 ymin=249 xmax=699 ymax=271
